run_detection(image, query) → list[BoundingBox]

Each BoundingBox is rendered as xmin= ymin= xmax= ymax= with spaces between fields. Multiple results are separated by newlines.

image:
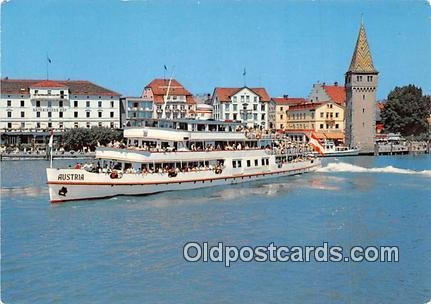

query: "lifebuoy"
xmin=110 ymin=172 xmax=118 ymax=179
xmin=215 ymin=168 xmax=222 ymax=174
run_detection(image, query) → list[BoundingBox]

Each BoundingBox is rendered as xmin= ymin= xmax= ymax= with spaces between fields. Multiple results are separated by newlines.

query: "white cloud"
xmin=0 ymin=0 xmax=11 ymax=4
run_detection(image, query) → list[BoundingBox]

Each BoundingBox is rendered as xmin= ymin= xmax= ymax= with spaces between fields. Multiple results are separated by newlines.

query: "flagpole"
xmin=46 ymin=53 xmax=49 ymax=80
xmin=50 ymin=145 xmax=53 ymax=168
xmin=49 ymin=129 xmax=54 ymax=168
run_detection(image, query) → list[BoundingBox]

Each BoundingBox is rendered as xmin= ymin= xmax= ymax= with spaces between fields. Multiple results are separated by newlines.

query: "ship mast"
xmin=161 ymin=66 xmax=175 ymax=119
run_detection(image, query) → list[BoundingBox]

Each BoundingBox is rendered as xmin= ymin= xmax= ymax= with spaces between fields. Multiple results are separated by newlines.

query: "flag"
xmin=164 ymin=65 xmax=167 ymax=70
xmin=243 ymin=68 xmax=246 ymax=76
xmin=308 ymin=132 xmax=325 ymax=156
xmin=47 ymin=56 xmax=52 ymax=64
xmin=48 ymin=129 xmax=54 ymax=148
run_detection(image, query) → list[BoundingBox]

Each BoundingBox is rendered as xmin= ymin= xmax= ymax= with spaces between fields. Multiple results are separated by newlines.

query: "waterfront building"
xmin=120 ymin=96 xmax=153 ymax=127
xmin=0 ymin=78 xmax=120 ymax=145
xmin=285 ymin=101 xmax=345 ymax=143
xmin=195 ymin=104 xmax=213 ymax=120
xmin=307 ymin=82 xmax=346 ymax=106
xmin=211 ymin=86 xmax=271 ymax=129
xmin=344 ymin=21 xmax=378 ymax=152
xmin=270 ymin=96 xmax=306 ymax=130
xmin=141 ymin=78 xmax=196 ymax=120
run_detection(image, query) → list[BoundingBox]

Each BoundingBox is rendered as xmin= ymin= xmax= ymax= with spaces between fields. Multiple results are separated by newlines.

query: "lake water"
xmin=1 ymin=155 xmax=430 ymax=303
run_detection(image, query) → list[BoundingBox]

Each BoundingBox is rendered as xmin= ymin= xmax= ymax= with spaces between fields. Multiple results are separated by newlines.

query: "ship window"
xmin=238 ymin=160 xmax=242 ymax=168
xmin=232 ymin=161 xmax=237 ymax=168
xmin=254 ymin=159 xmax=258 ymax=166
xmin=261 ymin=158 xmax=265 ymax=166
xmin=265 ymin=158 xmax=269 ymax=165
xmin=247 ymin=160 xmax=251 ymax=167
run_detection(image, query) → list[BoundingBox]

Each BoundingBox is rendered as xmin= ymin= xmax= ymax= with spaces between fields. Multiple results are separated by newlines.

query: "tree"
xmin=381 ymin=85 xmax=431 ymax=138
xmin=61 ymin=127 xmax=123 ymax=151
xmin=62 ymin=128 xmax=93 ymax=151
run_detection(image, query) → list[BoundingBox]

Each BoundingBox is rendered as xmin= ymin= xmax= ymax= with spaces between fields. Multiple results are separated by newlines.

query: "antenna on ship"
xmin=161 ymin=65 xmax=175 ymax=119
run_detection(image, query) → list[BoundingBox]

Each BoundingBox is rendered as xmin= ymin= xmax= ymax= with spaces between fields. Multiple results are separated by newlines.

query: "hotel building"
xmin=141 ymin=79 xmax=196 ymax=120
xmin=211 ymin=86 xmax=271 ymax=129
xmin=0 ymin=78 xmax=120 ymax=144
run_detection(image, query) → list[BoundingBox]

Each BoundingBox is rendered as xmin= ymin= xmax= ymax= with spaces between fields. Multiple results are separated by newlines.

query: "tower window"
xmin=363 ymin=95 xmax=365 ymax=100
xmin=356 ymin=76 xmax=363 ymax=82
xmin=362 ymin=108 xmax=365 ymax=113
xmin=367 ymin=76 xmax=373 ymax=82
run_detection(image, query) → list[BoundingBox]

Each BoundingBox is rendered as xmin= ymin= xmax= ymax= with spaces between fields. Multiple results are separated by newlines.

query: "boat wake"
xmin=317 ymin=162 xmax=431 ymax=177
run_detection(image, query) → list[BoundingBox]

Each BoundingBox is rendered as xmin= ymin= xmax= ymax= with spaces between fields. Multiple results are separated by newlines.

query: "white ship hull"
xmin=313 ymin=150 xmax=359 ymax=157
xmin=47 ymin=159 xmax=320 ymax=203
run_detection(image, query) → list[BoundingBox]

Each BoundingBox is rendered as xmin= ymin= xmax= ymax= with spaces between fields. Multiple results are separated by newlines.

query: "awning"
xmin=312 ymin=132 xmax=344 ymax=140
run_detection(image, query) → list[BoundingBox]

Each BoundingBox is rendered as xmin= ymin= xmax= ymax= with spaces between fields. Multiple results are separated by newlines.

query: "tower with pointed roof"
xmin=344 ymin=20 xmax=378 ymax=153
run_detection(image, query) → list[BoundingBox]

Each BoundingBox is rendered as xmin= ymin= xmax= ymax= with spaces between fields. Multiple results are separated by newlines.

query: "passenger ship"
xmin=46 ymin=119 xmax=321 ymax=203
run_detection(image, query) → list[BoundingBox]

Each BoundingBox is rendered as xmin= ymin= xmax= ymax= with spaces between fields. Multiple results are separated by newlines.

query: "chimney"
xmin=283 ymin=94 xmax=288 ymax=99
xmin=334 ymin=81 xmax=338 ymax=86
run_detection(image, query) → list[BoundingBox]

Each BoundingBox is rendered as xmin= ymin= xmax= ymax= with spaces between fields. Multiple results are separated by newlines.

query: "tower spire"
xmin=347 ymin=20 xmax=376 ymax=73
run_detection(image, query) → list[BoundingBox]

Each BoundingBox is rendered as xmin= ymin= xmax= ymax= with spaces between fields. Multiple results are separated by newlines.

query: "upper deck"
xmin=124 ymin=118 xmax=249 ymax=141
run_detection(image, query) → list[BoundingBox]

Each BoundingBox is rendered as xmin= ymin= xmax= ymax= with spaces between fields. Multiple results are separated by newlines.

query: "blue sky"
xmin=1 ymin=0 xmax=430 ymax=100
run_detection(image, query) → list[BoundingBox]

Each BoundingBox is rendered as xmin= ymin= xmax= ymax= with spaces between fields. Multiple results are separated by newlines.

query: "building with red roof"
xmin=270 ymin=95 xmax=306 ymax=130
xmin=211 ymin=86 xmax=271 ymax=129
xmin=307 ymin=82 xmax=346 ymax=106
xmin=141 ymin=78 xmax=196 ymax=119
xmin=285 ymin=101 xmax=345 ymax=143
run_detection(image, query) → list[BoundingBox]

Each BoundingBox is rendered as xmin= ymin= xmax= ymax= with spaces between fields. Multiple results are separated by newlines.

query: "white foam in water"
xmin=317 ymin=162 xmax=431 ymax=177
